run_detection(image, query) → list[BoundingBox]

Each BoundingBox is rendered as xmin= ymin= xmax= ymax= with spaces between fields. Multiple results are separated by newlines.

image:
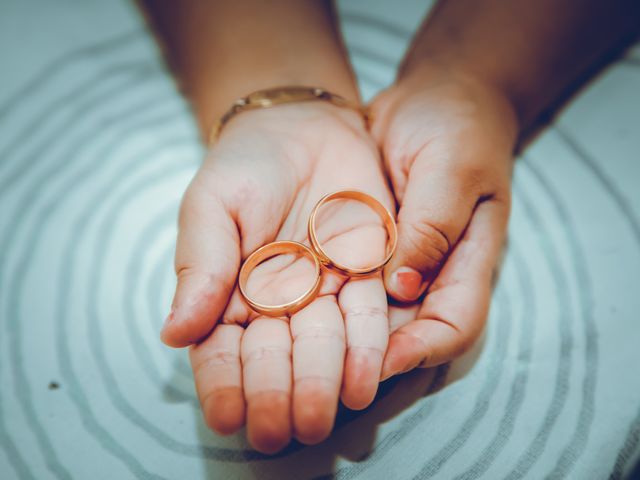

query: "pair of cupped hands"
xmin=160 ymin=68 xmax=517 ymax=453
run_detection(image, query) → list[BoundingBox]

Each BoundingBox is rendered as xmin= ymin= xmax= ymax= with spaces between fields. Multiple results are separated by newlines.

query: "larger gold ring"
xmin=238 ymin=240 xmax=322 ymax=317
xmin=307 ymin=190 xmax=397 ymax=277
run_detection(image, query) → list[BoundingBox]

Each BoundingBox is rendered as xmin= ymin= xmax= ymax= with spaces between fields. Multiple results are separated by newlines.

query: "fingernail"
xmin=391 ymin=267 xmax=423 ymax=300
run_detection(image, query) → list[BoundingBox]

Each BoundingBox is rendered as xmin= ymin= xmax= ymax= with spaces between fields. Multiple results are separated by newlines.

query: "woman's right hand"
xmin=160 ymin=102 xmax=395 ymax=453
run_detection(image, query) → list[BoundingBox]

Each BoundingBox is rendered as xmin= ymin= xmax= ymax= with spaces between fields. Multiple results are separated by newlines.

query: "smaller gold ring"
xmin=307 ymin=190 xmax=397 ymax=277
xmin=238 ymin=240 xmax=321 ymax=317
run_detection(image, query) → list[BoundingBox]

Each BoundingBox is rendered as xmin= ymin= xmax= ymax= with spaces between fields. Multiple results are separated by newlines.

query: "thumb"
xmin=161 ymin=186 xmax=240 ymax=348
xmin=384 ymin=162 xmax=478 ymax=302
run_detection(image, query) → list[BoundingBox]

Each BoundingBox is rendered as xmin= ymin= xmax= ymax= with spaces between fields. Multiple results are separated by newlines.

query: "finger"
xmin=338 ymin=275 xmax=388 ymax=410
xmin=241 ymin=317 xmax=293 ymax=454
xmin=189 ymin=324 xmax=245 ymax=435
xmin=388 ymin=303 xmax=419 ymax=334
xmin=223 ymin=246 xmax=335 ymax=326
xmin=290 ymin=296 xmax=345 ymax=445
xmin=161 ymin=183 xmax=240 ymax=347
xmin=381 ymin=198 xmax=509 ymax=380
xmin=383 ymin=151 xmax=483 ymax=302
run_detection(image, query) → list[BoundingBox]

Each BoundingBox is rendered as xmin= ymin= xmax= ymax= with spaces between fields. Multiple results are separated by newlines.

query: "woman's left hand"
xmin=369 ymin=67 xmax=518 ymax=379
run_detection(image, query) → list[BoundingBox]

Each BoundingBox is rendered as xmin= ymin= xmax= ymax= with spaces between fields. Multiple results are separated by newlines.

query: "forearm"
xmin=140 ymin=0 xmax=358 ymax=136
xmin=399 ymin=0 xmax=640 ymax=135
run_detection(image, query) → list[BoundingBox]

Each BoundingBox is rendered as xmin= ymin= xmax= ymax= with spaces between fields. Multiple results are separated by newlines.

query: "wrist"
xmin=371 ymin=61 xmax=519 ymax=150
xmin=158 ymin=0 xmax=361 ymax=138
xmin=209 ymin=84 xmax=364 ymax=144
xmin=218 ymin=99 xmax=369 ymax=148
xmin=398 ymin=52 xmax=530 ymax=136
xmin=194 ymin=74 xmax=360 ymax=139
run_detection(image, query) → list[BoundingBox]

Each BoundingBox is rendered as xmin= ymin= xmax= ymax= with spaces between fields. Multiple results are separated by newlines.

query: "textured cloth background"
xmin=1 ymin=1 xmax=639 ymax=479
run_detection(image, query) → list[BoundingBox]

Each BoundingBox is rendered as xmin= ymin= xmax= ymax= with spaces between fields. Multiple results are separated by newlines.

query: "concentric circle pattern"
xmin=1 ymin=1 xmax=640 ymax=479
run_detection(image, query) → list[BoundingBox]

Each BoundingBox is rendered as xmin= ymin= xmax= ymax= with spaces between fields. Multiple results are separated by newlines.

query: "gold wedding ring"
xmin=238 ymin=240 xmax=321 ymax=317
xmin=238 ymin=190 xmax=397 ymax=318
xmin=308 ymin=190 xmax=397 ymax=277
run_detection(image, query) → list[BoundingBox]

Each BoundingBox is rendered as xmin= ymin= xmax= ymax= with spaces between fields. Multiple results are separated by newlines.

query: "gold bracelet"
xmin=208 ymin=86 xmax=369 ymax=145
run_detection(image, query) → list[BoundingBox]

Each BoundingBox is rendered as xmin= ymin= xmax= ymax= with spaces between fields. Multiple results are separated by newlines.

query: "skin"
xmin=372 ymin=68 xmax=517 ymax=377
xmin=163 ymin=103 xmax=392 ymax=451
xmin=367 ymin=0 xmax=639 ymax=375
xmin=142 ymin=0 xmax=640 ymax=453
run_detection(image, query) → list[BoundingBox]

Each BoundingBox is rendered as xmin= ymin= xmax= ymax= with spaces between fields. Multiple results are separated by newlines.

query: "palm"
xmin=231 ymin=140 xmax=391 ymax=316
xmin=163 ymin=103 xmax=394 ymax=453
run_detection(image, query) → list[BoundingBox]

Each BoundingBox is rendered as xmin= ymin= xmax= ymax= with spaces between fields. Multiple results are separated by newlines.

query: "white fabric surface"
xmin=1 ymin=1 xmax=639 ymax=479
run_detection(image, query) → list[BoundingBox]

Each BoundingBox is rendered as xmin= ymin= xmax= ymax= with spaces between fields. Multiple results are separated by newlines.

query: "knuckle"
xmin=402 ymin=218 xmax=451 ymax=267
xmin=459 ymin=161 xmax=488 ymax=193
xmin=343 ymin=307 xmax=388 ymax=351
xmin=174 ymin=267 xmax=224 ymax=305
xmin=193 ymin=349 xmax=238 ymax=376
xmin=243 ymin=346 xmax=290 ymax=364
xmin=343 ymin=305 xmax=387 ymax=323
xmin=347 ymin=344 xmax=385 ymax=359
xmin=293 ymin=325 xmax=344 ymax=343
xmin=175 ymin=265 xmax=213 ymax=284
xmin=395 ymin=328 xmax=430 ymax=358
xmin=433 ymin=311 xmax=482 ymax=360
xmin=175 ymin=254 xmax=238 ymax=300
